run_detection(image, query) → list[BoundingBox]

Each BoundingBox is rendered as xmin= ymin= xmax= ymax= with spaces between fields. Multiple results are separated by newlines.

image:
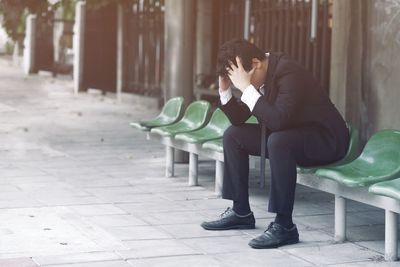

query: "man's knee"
xmin=267 ymin=132 xmax=289 ymax=152
xmin=223 ymin=125 xmax=245 ymax=147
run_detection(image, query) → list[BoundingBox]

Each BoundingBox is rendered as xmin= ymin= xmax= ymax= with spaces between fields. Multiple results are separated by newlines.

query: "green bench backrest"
xmin=207 ymin=109 xmax=231 ymax=135
xmin=352 ymin=129 xmax=400 ymax=176
xmin=160 ymin=97 xmax=184 ymax=120
xmin=181 ymin=100 xmax=211 ymax=127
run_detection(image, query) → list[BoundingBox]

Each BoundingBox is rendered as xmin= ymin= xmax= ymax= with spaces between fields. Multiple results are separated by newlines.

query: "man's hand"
xmin=227 ymin=56 xmax=255 ymax=92
xmin=219 ymin=76 xmax=231 ymax=91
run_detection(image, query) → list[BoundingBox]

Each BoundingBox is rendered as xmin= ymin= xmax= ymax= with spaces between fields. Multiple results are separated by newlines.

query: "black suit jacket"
xmin=220 ymin=52 xmax=349 ymax=162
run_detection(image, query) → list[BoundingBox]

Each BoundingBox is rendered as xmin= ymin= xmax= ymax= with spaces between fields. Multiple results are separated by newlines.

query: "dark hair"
xmin=216 ymin=39 xmax=267 ymax=78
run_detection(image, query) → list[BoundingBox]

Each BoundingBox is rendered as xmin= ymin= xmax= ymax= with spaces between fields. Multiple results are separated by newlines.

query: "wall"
xmin=364 ymin=0 xmax=400 ymax=134
xmin=330 ymin=0 xmax=400 ymax=143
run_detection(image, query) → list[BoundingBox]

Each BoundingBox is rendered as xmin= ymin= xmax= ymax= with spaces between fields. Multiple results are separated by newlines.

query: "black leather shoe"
xmin=249 ymin=222 xmax=299 ymax=249
xmin=201 ymin=207 xmax=255 ymax=230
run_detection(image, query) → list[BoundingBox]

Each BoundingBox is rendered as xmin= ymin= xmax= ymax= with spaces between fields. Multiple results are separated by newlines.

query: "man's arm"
xmin=218 ymin=76 xmax=252 ymax=125
xmin=251 ymin=70 xmax=305 ymax=131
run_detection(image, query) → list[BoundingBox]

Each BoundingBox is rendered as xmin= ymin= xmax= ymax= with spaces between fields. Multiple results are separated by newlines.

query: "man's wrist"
xmin=241 ymin=84 xmax=262 ymax=111
xmin=219 ymin=87 xmax=232 ymax=105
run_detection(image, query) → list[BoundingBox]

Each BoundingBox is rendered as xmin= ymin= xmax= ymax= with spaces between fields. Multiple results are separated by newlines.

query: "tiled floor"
xmin=0 ymin=58 xmax=396 ymax=266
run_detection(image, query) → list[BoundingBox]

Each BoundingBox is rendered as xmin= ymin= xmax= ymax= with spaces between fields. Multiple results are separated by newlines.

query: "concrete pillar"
xmin=330 ymin=0 xmax=365 ymax=141
xmin=243 ymin=0 xmax=251 ymax=40
xmin=23 ymin=14 xmax=37 ymax=74
xmin=116 ymin=3 xmax=124 ymax=103
xmin=164 ymin=0 xmax=196 ymax=104
xmin=164 ymin=0 xmax=196 ymax=163
xmin=73 ymin=1 xmax=86 ymax=95
xmin=195 ymin=0 xmax=213 ymax=90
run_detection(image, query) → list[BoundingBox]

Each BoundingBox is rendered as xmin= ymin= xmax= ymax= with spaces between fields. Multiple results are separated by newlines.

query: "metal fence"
xmin=217 ymin=0 xmax=332 ymax=92
xmin=123 ymin=0 xmax=165 ymax=97
xmin=250 ymin=0 xmax=332 ymax=91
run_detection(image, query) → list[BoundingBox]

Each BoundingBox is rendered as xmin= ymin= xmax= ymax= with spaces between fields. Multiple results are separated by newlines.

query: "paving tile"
xmin=67 ymin=204 xmax=128 ymax=216
xmin=86 ymin=215 xmax=148 ymax=228
xmin=33 ymin=251 xmax=122 ymax=266
xmin=49 ymin=261 xmax=133 ymax=267
xmin=106 ymin=225 xmax=172 ymax=240
xmin=0 ymin=258 xmax=38 ymax=267
xmin=127 ymin=255 xmax=223 ymax=267
xmin=117 ymin=239 xmax=199 ymax=259
xmin=286 ymin=242 xmax=383 ymax=265
xmin=213 ymin=250 xmax=313 ymax=267
xmin=181 ymin=235 xmax=254 ymax=254
xmin=157 ymin=223 xmax=244 ymax=239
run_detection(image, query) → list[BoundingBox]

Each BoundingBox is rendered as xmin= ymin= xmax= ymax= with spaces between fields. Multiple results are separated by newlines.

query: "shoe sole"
xmin=249 ymin=238 xmax=299 ymax=249
xmin=202 ymin=224 xmax=255 ymax=231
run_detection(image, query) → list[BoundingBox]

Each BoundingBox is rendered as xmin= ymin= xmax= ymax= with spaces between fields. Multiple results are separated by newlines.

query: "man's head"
xmin=217 ymin=39 xmax=267 ymax=79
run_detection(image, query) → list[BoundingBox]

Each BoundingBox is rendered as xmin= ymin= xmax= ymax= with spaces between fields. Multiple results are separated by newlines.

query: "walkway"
xmin=0 ymin=58 xmax=395 ymax=266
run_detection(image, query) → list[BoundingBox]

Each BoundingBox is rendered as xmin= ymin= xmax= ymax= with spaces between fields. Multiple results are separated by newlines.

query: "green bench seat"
xmin=202 ymin=139 xmax=223 ymax=153
xmin=130 ymin=97 xmax=184 ymax=131
xmin=151 ymin=100 xmax=211 ymax=137
xmin=175 ymin=108 xmax=230 ymax=144
xmin=369 ymin=178 xmax=400 ymax=201
xmin=315 ymin=129 xmax=400 ymax=187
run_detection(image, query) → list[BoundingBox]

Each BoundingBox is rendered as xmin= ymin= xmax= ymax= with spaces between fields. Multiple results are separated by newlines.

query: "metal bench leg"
xmin=188 ymin=152 xmax=198 ymax=186
xmin=385 ymin=210 xmax=398 ymax=261
xmin=215 ymin=160 xmax=224 ymax=196
xmin=166 ymin=145 xmax=175 ymax=177
xmin=334 ymin=195 xmax=346 ymax=242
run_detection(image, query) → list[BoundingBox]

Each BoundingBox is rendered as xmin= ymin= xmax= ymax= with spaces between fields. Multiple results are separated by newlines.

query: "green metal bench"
xmin=150 ymin=100 xmax=211 ymax=177
xmin=173 ymin=108 xmax=231 ymax=188
xmin=130 ymin=97 xmax=184 ymax=131
xmin=296 ymin=129 xmax=400 ymax=261
xmin=297 ymin=124 xmax=360 ymax=174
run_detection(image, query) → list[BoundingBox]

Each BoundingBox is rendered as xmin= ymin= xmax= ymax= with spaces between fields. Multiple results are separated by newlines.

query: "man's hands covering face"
xmin=226 ymin=56 xmax=255 ymax=92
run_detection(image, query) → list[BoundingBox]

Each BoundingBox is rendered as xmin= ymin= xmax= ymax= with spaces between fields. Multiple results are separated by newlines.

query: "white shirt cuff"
xmin=219 ymin=87 xmax=233 ymax=105
xmin=240 ymin=84 xmax=262 ymax=111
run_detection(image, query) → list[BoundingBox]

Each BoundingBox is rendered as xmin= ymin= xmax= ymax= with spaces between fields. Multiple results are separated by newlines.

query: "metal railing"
xmin=123 ymin=0 xmax=165 ymax=97
xmin=216 ymin=0 xmax=332 ymax=92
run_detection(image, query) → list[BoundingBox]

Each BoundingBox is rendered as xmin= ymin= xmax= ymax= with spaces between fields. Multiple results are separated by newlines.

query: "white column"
xmin=73 ymin=1 xmax=86 ymax=95
xmin=385 ymin=210 xmax=398 ymax=261
xmin=188 ymin=152 xmax=198 ymax=186
xmin=334 ymin=195 xmax=347 ymax=242
xmin=23 ymin=14 xmax=37 ymax=74
xmin=116 ymin=3 xmax=124 ymax=103
xmin=215 ymin=160 xmax=224 ymax=196
xmin=166 ymin=145 xmax=175 ymax=177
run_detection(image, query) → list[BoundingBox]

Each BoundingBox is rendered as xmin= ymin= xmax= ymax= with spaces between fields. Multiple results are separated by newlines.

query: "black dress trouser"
xmin=222 ymin=123 xmax=338 ymax=216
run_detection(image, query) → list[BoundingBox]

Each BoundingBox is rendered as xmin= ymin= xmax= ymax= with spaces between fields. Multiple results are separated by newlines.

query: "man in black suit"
xmin=201 ymin=39 xmax=349 ymax=249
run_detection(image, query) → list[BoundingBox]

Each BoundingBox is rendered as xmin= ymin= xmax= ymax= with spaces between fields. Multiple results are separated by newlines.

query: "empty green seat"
xmin=369 ymin=178 xmax=400 ymax=201
xmin=202 ymin=139 xmax=223 ymax=153
xmin=298 ymin=124 xmax=360 ymax=174
xmin=316 ymin=129 xmax=400 ymax=187
xmin=130 ymin=97 xmax=184 ymax=131
xmin=175 ymin=109 xmax=231 ymax=144
xmin=151 ymin=100 xmax=211 ymax=137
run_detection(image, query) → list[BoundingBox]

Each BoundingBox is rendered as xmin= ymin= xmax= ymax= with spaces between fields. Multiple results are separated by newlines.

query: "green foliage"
xmin=0 ymin=0 xmax=49 ymax=43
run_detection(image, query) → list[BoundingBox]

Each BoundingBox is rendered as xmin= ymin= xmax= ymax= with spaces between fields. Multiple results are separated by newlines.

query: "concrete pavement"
xmin=0 ymin=58 xmax=397 ymax=266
